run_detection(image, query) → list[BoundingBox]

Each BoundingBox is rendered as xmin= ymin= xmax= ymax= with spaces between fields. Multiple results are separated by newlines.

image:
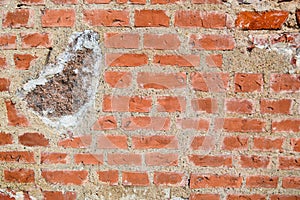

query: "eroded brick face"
xmin=0 ymin=0 xmax=300 ymax=199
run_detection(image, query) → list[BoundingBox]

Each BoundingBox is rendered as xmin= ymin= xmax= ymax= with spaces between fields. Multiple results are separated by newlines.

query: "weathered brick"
xmin=154 ymin=54 xmax=200 ymax=67
xmin=0 ymin=132 xmax=13 ymax=145
xmin=74 ymin=153 xmax=103 ymax=165
xmin=192 ymin=0 xmax=222 ymax=3
xmin=106 ymin=53 xmax=148 ymax=67
xmin=137 ymin=72 xmax=186 ymax=89
xmin=144 ymin=34 xmax=180 ymax=50
xmin=22 ymin=0 xmax=44 ymax=4
xmin=272 ymin=119 xmax=300 ymax=133
xmin=246 ymin=176 xmax=278 ymax=188
xmin=157 ymin=96 xmax=186 ymax=112
xmin=282 ymin=177 xmax=300 ymax=189
xmin=43 ymin=191 xmax=76 ymax=200
xmin=4 ymin=169 xmax=34 ymax=183
xmin=240 ymin=155 xmax=270 ymax=168
xmin=153 ymin=172 xmax=185 ymax=186
xmin=42 ymin=9 xmax=75 ymax=27
xmin=0 ymin=151 xmax=35 ymax=163
xmin=175 ymin=11 xmax=226 ymax=28
xmin=190 ymin=174 xmax=242 ymax=188
xmin=191 ymin=72 xmax=229 ymax=92
xmin=19 ymin=132 xmax=49 ymax=147
xmin=104 ymin=71 xmax=132 ymax=88
xmin=253 ymin=137 xmax=284 ymax=151
xmin=270 ymin=195 xmax=300 ymax=200
xmin=279 ymin=157 xmax=300 ymax=170
xmin=5 ymin=100 xmax=29 ymax=127
xmin=221 ymin=118 xmax=265 ymax=133
xmin=41 ymin=153 xmax=67 ymax=164
xmin=58 ymin=135 xmax=92 ymax=148
xmin=135 ymin=10 xmax=169 ymax=27
xmin=14 ymin=54 xmax=37 ymax=70
xmin=236 ymin=11 xmax=289 ymax=30
xmin=206 ymin=54 xmax=222 ymax=68
xmin=260 ymin=99 xmax=292 ymax=114
xmin=21 ymin=33 xmax=51 ymax=48
xmin=227 ymin=194 xmax=266 ymax=200
xmin=83 ymin=10 xmax=129 ymax=27
xmin=97 ymin=170 xmax=118 ymax=185
xmin=176 ymin=118 xmax=210 ymax=131
xmin=105 ymin=33 xmax=139 ymax=49
xmin=122 ymin=171 xmax=149 ymax=186
xmin=190 ymin=194 xmax=220 ymax=200
xmin=235 ymin=73 xmax=263 ymax=92
xmin=51 ymin=0 xmax=78 ymax=4
xmin=191 ymin=98 xmax=218 ymax=113
xmin=0 ymin=34 xmax=16 ymax=49
xmin=226 ymin=99 xmax=253 ymax=114
xmin=189 ymin=155 xmax=232 ymax=167
xmin=270 ymin=74 xmax=300 ymax=93
xmin=92 ymin=115 xmax=117 ymax=130
xmin=132 ymin=135 xmax=178 ymax=149
xmin=190 ymin=34 xmax=235 ymax=50
xmin=0 ymin=78 xmax=10 ymax=92
xmin=0 ymin=56 xmax=6 ymax=68
xmin=222 ymin=136 xmax=248 ymax=150
xmin=145 ymin=152 xmax=178 ymax=166
xmin=3 ymin=9 xmax=33 ymax=28
xmin=108 ymin=153 xmax=142 ymax=165
xmin=190 ymin=136 xmax=215 ymax=150
xmin=84 ymin=0 xmax=110 ymax=3
xmin=291 ymin=138 xmax=300 ymax=152
xmin=97 ymin=135 xmax=128 ymax=149
xmin=42 ymin=170 xmax=88 ymax=185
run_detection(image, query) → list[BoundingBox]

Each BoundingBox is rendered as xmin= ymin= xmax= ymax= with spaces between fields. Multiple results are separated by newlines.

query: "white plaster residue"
xmin=22 ymin=30 xmax=102 ymax=133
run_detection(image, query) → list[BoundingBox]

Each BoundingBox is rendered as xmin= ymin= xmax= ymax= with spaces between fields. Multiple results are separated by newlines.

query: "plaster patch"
xmin=22 ymin=30 xmax=102 ymax=132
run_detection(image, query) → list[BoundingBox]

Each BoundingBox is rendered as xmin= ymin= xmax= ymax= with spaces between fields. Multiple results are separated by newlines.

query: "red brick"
xmin=191 ymin=98 xmax=218 ymax=113
xmin=279 ymin=157 xmax=300 ymax=170
xmin=189 ymin=155 xmax=232 ymax=167
xmin=122 ymin=171 xmax=149 ymax=186
xmin=190 ymin=174 xmax=242 ymax=188
xmin=144 ymin=34 xmax=180 ymax=50
xmin=0 ymin=132 xmax=13 ymax=145
xmin=58 ymin=135 xmax=92 ymax=148
xmin=151 ymin=0 xmax=178 ymax=4
xmin=103 ymin=95 xmax=152 ymax=112
xmin=42 ymin=170 xmax=88 ymax=185
xmin=132 ymin=135 xmax=178 ymax=149
xmin=105 ymin=33 xmax=139 ymax=49
xmin=226 ymin=99 xmax=253 ymax=114
xmin=0 ymin=57 xmax=6 ymax=68
xmin=83 ymin=10 xmax=129 ymax=27
xmin=0 ymin=34 xmax=16 ymax=49
xmin=235 ymin=73 xmax=263 ymax=92
xmin=21 ymin=33 xmax=51 ymax=48
xmin=137 ymin=72 xmax=186 ymax=89
xmin=191 ymin=72 xmax=229 ymax=92
xmin=0 ymin=78 xmax=10 ymax=92
xmin=97 ymin=170 xmax=118 ymax=185
xmin=270 ymin=195 xmax=300 ymax=200
xmin=176 ymin=118 xmax=210 ymax=131
xmin=3 ymin=9 xmax=33 ymax=28
xmin=222 ymin=118 xmax=265 ymax=133
xmin=92 ymin=115 xmax=117 ymax=130
xmin=122 ymin=116 xmax=170 ymax=130
xmin=51 ymin=0 xmax=77 ymax=4
xmin=22 ymin=0 xmax=44 ymax=4
xmin=192 ymin=0 xmax=222 ymax=3
xmin=106 ymin=53 xmax=148 ymax=67
xmin=222 ymin=136 xmax=248 ymax=150
xmin=97 ymin=135 xmax=128 ymax=149
xmin=154 ymin=54 xmax=200 ymax=67
xmin=74 ymin=153 xmax=103 ymax=165
xmin=157 ymin=96 xmax=186 ymax=112
xmin=190 ymin=136 xmax=215 ymax=150
xmin=145 ymin=152 xmax=178 ymax=166
xmin=108 ymin=153 xmax=141 ymax=166
xmin=5 ymin=100 xmax=29 ymax=127
xmin=272 ymin=119 xmax=300 ymax=133
xmin=206 ymin=54 xmax=222 ymax=68
xmin=104 ymin=71 xmax=132 ymax=88
xmin=227 ymin=194 xmax=266 ymax=200
xmin=260 ymin=99 xmax=292 ymax=114
xmin=135 ymin=10 xmax=169 ymax=27
xmin=43 ymin=191 xmax=76 ymax=200
xmin=19 ymin=132 xmax=49 ymax=147
xmin=270 ymin=74 xmax=300 ymax=93
xmin=42 ymin=9 xmax=75 ymax=27
xmin=246 ymin=176 xmax=278 ymax=188
xmin=253 ymin=137 xmax=284 ymax=151
xmin=14 ymin=54 xmax=37 ymax=70
xmin=190 ymin=194 xmax=220 ymax=200
xmin=240 ymin=155 xmax=270 ymax=168
xmin=175 ymin=11 xmax=226 ymax=28
xmin=41 ymin=153 xmax=67 ymax=164
xmin=84 ymin=0 xmax=111 ymax=3
xmin=0 ymin=151 xmax=35 ymax=163
xmin=236 ymin=11 xmax=288 ymax=30
xmin=129 ymin=0 xmax=146 ymax=4
xmin=4 ymin=169 xmax=34 ymax=183
xmin=190 ymin=34 xmax=235 ymax=50
xmin=153 ymin=172 xmax=185 ymax=186
xmin=291 ymin=138 xmax=300 ymax=152
xmin=282 ymin=177 xmax=300 ymax=189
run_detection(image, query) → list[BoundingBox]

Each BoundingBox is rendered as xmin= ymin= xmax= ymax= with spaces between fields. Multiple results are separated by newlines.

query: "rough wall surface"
xmin=0 ymin=0 xmax=300 ymax=199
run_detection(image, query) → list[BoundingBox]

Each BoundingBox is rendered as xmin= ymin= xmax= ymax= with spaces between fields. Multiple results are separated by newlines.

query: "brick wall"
xmin=0 ymin=0 xmax=300 ymax=199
